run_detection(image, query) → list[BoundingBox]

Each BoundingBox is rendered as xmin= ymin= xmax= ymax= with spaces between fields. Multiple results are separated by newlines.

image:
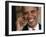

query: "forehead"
xmin=24 ymin=6 xmax=37 ymax=11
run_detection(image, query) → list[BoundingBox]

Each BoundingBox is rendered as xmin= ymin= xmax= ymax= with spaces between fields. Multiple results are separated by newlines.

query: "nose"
xmin=28 ymin=12 xmax=32 ymax=17
xmin=27 ymin=12 xmax=33 ymax=19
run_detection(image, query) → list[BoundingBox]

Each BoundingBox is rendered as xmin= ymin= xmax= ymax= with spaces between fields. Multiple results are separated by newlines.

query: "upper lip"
xmin=28 ymin=17 xmax=34 ymax=20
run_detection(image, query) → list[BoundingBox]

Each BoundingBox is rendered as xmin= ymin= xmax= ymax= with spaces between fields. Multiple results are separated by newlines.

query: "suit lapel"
xmin=39 ymin=24 xmax=41 ymax=30
xmin=23 ymin=23 xmax=41 ymax=30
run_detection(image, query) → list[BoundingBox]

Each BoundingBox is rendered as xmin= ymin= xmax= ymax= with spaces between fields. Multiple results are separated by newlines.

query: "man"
xmin=16 ymin=6 xmax=41 ymax=31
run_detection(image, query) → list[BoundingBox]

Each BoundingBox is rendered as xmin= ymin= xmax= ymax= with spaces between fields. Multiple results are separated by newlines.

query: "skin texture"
xmin=16 ymin=6 xmax=39 ymax=31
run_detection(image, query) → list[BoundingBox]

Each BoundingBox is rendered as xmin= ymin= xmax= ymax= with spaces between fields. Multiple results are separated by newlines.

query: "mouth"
xmin=28 ymin=19 xmax=34 ymax=25
xmin=28 ymin=16 xmax=36 ymax=23
xmin=29 ymin=18 xmax=34 ymax=22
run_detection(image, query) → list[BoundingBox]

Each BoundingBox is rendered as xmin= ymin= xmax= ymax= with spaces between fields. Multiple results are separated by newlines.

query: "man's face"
xmin=23 ymin=6 xmax=39 ymax=28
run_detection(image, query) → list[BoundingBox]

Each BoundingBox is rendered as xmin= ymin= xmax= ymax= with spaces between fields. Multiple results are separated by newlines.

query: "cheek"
xmin=32 ymin=13 xmax=38 ymax=17
xmin=33 ymin=13 xmax=38 ymax=20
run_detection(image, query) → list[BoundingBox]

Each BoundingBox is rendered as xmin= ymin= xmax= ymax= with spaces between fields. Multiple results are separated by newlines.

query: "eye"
xmin=31 ymin=10 xmax=36 ymax=13
xmin=23 ymin=12 xmax=28 ymax=15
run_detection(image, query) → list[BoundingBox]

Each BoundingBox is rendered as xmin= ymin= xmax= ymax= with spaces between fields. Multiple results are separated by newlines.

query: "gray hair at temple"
xmin=21 ymin=6 xmax=39 ymax=12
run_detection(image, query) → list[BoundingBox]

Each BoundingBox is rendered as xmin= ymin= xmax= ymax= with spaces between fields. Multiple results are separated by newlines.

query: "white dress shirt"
xmin=28 ymin=24 xmax=40 ymax=31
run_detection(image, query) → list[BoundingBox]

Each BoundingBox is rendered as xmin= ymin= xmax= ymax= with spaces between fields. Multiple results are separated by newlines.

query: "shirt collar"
xmin=28 ymin=23 xmax=39 ymax=31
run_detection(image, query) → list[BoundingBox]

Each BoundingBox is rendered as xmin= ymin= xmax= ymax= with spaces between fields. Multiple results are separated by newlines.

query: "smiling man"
xmin=16 ymin=6 xmax=41 ymax=31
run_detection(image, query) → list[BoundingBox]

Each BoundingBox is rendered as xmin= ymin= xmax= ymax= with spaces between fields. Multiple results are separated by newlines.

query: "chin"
xmin=28 ymin=23 xmax=35 ymax=27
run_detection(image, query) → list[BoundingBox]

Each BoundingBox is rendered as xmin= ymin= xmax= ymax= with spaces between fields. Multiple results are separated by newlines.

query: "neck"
xmin=28 ymin=22 xmax=38 ymax=29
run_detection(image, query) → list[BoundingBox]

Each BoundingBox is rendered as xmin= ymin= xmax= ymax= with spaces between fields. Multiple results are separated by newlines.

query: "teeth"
xmin=29 ymin=19 xmax=34 ymax=22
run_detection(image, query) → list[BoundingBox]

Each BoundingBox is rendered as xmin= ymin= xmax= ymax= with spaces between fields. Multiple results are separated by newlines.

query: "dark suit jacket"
xmin=23 ymin=23 xmax=41 ymax=30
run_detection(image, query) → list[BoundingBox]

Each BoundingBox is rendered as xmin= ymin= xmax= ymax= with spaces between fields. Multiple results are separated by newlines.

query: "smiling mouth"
xmin=28 ymin=16 xmax=37 ymax=23
xmin=29 ymin=19 xmax=34 ymax=22
xmin=28 ymin=16 xmax=34 ymax=20
xmin=28 ymin=18 xmax=34 ymax=23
